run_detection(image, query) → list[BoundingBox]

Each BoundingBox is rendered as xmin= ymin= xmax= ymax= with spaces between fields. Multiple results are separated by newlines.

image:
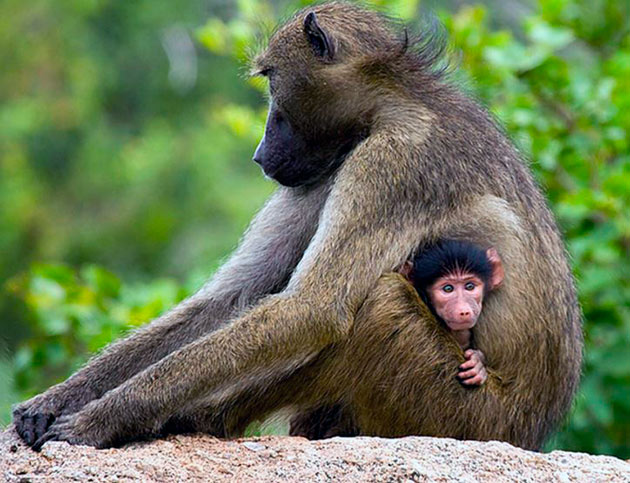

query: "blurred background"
xmin=0 ymin=0 xmax=628 ymax=458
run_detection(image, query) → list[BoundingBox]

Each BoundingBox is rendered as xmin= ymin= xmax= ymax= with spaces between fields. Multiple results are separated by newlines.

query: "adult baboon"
xmin=14 ymin=2 xmax=582 ymax=451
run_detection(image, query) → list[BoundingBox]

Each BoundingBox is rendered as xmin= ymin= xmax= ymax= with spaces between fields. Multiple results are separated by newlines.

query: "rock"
xmin=1 ymin=428 xmax=629 ymax=482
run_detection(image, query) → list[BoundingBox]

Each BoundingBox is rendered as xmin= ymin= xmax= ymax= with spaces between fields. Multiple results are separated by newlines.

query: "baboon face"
xmin=253 ymin=99 xmax=332 ymax=188
xmin=427 ymin=271 xmax=485 ymax=330
xmin=252 ymin=10 xmax=371 ymax=187
xmin=410 ymin=241 xmax=505 ymax=330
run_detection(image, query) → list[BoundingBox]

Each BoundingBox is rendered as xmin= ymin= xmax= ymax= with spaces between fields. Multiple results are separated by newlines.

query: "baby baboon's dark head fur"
xmin=411 ymin=240 xmax=493 ymax=300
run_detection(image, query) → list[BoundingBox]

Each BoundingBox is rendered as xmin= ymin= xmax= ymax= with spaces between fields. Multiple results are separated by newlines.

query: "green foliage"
xmin=6 ymin=264 xmax=191 ymax=400
xmin=1 ymin=0 xmax=628 ymax=458
xmin=0 ymin=358 xmax=17 ymax=427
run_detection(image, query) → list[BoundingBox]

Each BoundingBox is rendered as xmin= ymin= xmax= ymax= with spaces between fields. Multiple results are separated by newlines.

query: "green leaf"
xmin=526 ymin=17 xmax=574 ymax=49
xmin=581 ymin=375 xmax=613 ymax=426
xmin=81 ymin=265 xmax=121 ymax=299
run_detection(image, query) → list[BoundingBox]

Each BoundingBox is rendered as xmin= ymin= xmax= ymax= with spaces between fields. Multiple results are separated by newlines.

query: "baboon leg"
xmin=289 ymin=404 xmax=358 ymax=439
xmin=161 ymin=368 xmax=319 ymax=438
xmin=162 ymin=343 xmax=356 ymax=440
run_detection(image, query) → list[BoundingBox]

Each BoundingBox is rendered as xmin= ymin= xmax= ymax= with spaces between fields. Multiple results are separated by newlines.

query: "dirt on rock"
xmin=1 ymin=428 xmax=629 ymax=482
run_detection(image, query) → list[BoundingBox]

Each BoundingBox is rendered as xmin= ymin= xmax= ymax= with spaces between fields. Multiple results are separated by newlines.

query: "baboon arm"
xmin=79 ymin=187 xmax=326 ymax=388
xmin=201 ymin=183 xmax=331 ymax=312
xmin=14 ymin=185 xmax=327 ymax=444
xmin=35 ymin=135 xmax=431 ymax=448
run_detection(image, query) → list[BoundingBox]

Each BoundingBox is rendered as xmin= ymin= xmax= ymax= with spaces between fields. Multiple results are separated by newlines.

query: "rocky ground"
xmin=1 ymin=428 xmax=629 ymax=482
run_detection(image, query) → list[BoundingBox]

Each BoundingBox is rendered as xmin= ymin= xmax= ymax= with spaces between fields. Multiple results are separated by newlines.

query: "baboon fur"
xmin=14 ymin=2 xmax=582 ymax=451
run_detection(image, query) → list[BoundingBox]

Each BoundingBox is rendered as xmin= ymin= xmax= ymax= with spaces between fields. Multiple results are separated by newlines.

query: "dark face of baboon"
xmin=252 ymin=11 xmax=373 ymax=187
xmin=252 ymin=99 xmax=363 ymax=187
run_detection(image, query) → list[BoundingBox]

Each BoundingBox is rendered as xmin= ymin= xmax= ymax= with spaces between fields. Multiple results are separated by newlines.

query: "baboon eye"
xmin=442 ymin=284 xmax=454 ymax=293
xmin=465 ymin=282 xmax=475 ymax=291
xmin=257 ymin=67 xmax=274 ymax=77
xmin=273 ymin=110 xmax=285 ymax=125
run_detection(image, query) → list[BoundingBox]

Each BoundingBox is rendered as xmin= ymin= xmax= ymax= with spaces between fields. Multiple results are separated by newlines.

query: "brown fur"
xmin=14 ymin=2 xmax=581 ymax=451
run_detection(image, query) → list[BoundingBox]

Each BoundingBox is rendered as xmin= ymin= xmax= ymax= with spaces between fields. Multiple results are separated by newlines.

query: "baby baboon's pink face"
xmin=428 ymin=271 xmax=485 ymax=330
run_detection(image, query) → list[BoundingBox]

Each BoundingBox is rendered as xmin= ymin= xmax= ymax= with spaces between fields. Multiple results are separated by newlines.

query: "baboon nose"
xmin=253 ymin=135 xmax=266 ymax=165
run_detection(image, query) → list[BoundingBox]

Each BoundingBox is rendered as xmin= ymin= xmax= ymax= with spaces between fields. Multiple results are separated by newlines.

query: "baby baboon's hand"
xmin=458 ymin=349 xmax=487 ymax=386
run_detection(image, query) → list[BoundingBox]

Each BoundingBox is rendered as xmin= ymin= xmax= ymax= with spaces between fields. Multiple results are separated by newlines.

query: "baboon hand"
xmin=458 ymin=349 xmax=487 ymax=386
xmin=13 ymin=385 xmax=98 ymax=447
xmin=31 ymin=413 xmax=92 ymax=451
xmin=13 ymin=394 xmax=58 ymax=447
xmin=31 ymin=398 xmax=132 ymax=450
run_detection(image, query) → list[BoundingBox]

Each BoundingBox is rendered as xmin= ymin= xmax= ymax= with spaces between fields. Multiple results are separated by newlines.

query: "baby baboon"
xmin=407 ymin=239 xmax=505 ymax=386
xmin=14 ymin=2 xmax=581 ymax=451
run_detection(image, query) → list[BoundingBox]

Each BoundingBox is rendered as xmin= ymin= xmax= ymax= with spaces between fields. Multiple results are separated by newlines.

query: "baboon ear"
xmin=486 ymin=247 xmax=504 ymax=291
xmin=303 ymin=12 xmax=335 ymax=60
